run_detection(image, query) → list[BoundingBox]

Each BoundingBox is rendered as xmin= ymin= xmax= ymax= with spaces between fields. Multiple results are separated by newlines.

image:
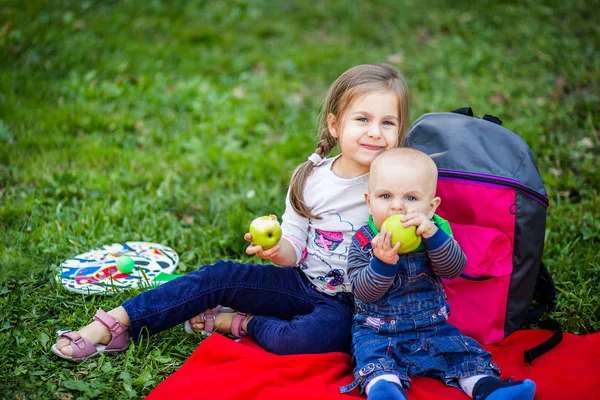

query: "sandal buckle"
xmin=109 ymin=319 xmax=120 ymax=331
xmin=71 ymin=337 xmax=85 ymax=350
xmin=232 ymin=312 xmax=248 ymax=338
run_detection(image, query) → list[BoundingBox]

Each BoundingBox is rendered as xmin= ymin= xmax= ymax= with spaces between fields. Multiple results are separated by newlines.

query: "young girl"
xmin=51 ymin=63 xmax=411 ymax=361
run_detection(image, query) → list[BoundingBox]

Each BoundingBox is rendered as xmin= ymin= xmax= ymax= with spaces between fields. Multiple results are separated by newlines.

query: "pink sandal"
xmin=184 ymin=306 xmax=248 ymax=338
xmin=51 ymin=309 xmax=130 ymax=363
xmin=230 ymin=312 xmax=248 ymax=338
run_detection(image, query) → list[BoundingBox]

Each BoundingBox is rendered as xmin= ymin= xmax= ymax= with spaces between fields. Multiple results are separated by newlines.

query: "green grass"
xmin=1 ymin=0 xmax=598 ymax=398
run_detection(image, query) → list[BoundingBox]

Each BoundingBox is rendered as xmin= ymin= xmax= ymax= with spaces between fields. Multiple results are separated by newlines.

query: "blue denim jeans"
xmin=340 ymin=252 xmax=500 ymax=394
xmin=122 ymin=260 xmax=354 ymax=355
xmin=340 ymin=320 xmax=501 ymax=393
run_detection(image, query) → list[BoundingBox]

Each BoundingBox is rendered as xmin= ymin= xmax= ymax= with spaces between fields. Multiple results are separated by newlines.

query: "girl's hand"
xmin=371 ymin=228 xmax=400 ymax=264
xmin=402 ymin=210 xmax=438 ymax=238
xmin=244 ymin=232 xmax=281 ymax=260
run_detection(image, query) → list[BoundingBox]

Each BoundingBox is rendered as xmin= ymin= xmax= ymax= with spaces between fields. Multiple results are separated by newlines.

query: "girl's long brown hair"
xmin=289 ymin=63 xmax=410 ymax=219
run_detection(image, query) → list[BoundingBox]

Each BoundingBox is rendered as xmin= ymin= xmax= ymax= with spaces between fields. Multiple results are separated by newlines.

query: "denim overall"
xmin=340 ymin=226 xmax=500 ymax=394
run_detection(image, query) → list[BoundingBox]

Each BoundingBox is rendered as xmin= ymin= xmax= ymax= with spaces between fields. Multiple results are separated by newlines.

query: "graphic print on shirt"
xmin=310 ymin=252 xmax=348 ymax=291
xmin=314 ymin=229 xmax=343 ymax=254
xmin=302 ymin=213 xmax=358 ymax=291
xmin=311 ymin=213 xmax=355 ymax=258
xmin=322 ymin=268 xmax=346 ymax=290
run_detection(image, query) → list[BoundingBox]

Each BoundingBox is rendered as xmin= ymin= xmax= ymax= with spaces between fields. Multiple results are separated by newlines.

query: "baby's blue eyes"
xmin=357 ymin=117 xmax=368 ymax=122
xmin=380 ymin=195 xmax=416 ymax=201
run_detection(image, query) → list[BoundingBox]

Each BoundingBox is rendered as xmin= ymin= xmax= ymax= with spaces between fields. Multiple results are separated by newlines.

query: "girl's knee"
xmin=253 ymin=323 xmax=351 ymax=355
xmin=191 ymin=260 xmax=233 ymax=279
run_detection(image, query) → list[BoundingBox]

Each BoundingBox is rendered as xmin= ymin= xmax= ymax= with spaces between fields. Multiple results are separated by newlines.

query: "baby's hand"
xmin=402 ymin=210 xmax=438 ymax=238
xmin=371 ymin=229 xmax=400 ymax=264
xmin=245 ymin=232 xmax=281 ymax=260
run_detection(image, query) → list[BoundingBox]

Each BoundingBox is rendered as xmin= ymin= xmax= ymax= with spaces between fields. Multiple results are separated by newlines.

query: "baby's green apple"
xmin=249 ymin=215 xmax=282 ymax=250
xmin=381 ymin=214 xmax=422 ymax=254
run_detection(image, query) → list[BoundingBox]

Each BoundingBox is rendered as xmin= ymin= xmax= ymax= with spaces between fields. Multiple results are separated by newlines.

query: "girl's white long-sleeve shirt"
xmin=281 ymin=156 xmax=369 ymax=295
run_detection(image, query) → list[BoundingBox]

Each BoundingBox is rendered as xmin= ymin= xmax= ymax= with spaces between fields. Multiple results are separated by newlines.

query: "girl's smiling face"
xmin=327 ymin=90 xmax=400 ymax=178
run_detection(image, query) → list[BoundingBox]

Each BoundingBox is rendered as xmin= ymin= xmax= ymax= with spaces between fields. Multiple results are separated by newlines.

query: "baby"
xmin=340 ymin=148 xmax=536 ymax=400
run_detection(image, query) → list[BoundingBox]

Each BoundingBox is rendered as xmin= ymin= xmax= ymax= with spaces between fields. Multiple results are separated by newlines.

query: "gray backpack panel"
xmin=405 ymin=112 xmax=546 ymax=196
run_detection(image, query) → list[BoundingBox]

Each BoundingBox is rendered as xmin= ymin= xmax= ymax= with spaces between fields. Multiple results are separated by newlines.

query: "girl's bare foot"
xmin=55 ymin=307 xmax=130 ymax=356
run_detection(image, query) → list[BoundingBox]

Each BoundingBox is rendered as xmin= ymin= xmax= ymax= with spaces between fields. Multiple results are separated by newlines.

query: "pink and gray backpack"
xmin=406 ymin=107 xmax=560 ymax=363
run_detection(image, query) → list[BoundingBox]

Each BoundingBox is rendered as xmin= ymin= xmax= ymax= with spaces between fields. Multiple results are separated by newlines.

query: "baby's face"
xmin=366 ymin=162 xmax=438 ymax=229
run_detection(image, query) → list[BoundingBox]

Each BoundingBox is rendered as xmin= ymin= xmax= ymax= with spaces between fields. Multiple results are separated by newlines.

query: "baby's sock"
xmin=367 ymin=379 xmax=407 ymax=400
xmin=472 ymin=376 xmax=536 ymax=400
xmin=367 ymin=379 xmax=406 ymax=400
xmin=459 ymin=374 xmax=487 ymax=397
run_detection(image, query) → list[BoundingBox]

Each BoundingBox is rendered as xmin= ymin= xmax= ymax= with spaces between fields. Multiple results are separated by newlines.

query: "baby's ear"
xmin=364 ymin=192 xmax=373 ymax=213
xmin=428 ymin=196 xmax=441 ymax=219
xmin=327 ymin=113 xmax=339 ymax=138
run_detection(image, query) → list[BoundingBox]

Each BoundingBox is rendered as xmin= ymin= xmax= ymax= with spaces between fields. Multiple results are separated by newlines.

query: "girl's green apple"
xmin=249 ymin=215 xmax=282 ymax=250
xmin=381 ymin=214 xmax=422 ymax=254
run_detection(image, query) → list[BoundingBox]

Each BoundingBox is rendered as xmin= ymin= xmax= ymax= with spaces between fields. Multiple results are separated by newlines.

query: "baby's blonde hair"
xmin=370 ymin=147 xmax=438 ymax=195
xmin=289 ymin=64 xmax=410 ymax=219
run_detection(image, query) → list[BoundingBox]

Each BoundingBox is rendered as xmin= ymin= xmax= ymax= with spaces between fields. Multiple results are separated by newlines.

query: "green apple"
xmin=249 ymin=215 xmax=282 ymax=250
xmin=380 ymin=214 xmax=422 ymax=254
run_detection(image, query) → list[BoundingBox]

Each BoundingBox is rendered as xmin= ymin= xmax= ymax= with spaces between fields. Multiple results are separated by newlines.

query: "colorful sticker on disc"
xmin=56 ymin=242 xmax=180 ymax=295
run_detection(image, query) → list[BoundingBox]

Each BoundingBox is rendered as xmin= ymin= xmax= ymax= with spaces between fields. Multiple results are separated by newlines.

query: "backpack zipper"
xmin=458 ymin=273 xmax=494 ymax=281
xmin=438 ymin=170 xmax=549 ymax=208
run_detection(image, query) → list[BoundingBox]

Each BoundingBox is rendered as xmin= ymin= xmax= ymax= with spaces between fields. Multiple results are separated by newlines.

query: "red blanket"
xmin=146 ymin=330 xmax=600 ymax=399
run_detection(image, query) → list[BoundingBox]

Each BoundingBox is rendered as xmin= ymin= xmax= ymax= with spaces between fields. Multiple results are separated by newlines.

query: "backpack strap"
xmin=522 ymin=262 xmax=563 ymax=364
xmin=450 ymin=107 xmax=503 ymax=126
xmin=483 ymin=114 xmax=503 ymax=125
xmin=524 ymin=320 xmax=563 ymax=365
xmin=450 ymin=107 xmax=474 ymax=117
xmin=523 ymin=263 xmax=557 ymax=325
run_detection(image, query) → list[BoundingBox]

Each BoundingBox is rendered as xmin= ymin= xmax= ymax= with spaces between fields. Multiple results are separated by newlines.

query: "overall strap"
xmin=352 ymin=225 xmax=375 ymax=255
